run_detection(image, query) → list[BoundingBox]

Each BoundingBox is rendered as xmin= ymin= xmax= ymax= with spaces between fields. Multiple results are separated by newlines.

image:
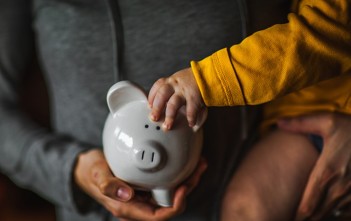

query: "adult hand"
xmin=148 ymin=68 xmax=205 ymax=130
xmin=74 ymin=149 xmax=207 ymax=221
xmin=277 ymin=112 xmax=351 ymax=221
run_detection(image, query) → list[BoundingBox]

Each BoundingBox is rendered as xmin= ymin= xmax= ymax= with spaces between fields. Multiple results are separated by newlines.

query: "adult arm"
xmin=0 ymin=0 xmax=95 ymax=212
xmin=0 ymin=2 xmax=206 ymax=219
xmin=192 ymin=0 xmax=351 ymax=106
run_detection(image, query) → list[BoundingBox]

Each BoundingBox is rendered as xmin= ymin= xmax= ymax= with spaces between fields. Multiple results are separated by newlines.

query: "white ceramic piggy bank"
xmin=102 ymin=81 xmax=206 ymax=207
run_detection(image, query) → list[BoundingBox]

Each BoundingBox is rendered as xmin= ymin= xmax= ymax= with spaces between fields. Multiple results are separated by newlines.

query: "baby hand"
xmin=148 ymin=68 xmax=205 ymax=130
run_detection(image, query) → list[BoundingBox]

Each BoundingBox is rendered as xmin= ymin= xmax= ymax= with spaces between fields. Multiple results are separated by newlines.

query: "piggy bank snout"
xmin=133 ymin=141 xmax=166 ymax=171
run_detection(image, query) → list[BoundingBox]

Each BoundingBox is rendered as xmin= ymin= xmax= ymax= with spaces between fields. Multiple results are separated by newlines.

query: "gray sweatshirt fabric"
xmin=0 ymin=0 xmax=288 ymax=220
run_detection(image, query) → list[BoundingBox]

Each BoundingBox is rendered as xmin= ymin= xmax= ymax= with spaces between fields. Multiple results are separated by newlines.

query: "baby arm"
xmin=148 ymin=68 xmax=205 ymax=130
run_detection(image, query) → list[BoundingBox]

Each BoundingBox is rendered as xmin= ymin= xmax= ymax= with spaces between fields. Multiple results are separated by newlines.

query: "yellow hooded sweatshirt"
xmin=190 ymin=0 xmax=351 ymax=132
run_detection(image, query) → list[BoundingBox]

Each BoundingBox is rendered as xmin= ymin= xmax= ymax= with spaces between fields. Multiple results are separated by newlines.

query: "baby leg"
xmin=221 ymin=129 xmax=319 ymax=221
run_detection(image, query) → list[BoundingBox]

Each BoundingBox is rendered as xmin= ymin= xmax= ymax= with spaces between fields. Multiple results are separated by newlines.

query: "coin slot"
xmin=141 ymin=150 xmax=145 ymax=160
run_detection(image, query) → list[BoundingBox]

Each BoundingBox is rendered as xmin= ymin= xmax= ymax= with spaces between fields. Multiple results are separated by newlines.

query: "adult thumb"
xmin=277 ymin=113 xmax=330 ymax=136
xmin=92 ymin=161 xmax=134 ymax=202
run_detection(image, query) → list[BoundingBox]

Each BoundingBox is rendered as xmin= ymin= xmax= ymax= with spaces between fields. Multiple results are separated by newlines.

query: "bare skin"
xmin=74 ymin=149 xmax=207 ymax=221
xmin=220 ymin=113 xmax=351 ymax=221
xmin=148 ymin=68 xmax=204 ymax=130
xmin=221 ymin=129 xmax=319 ymax=221
xmin=278 ymin=113 xmax=351 ymax=221
xmin=148 ymin=67 xmax=351 ymax=220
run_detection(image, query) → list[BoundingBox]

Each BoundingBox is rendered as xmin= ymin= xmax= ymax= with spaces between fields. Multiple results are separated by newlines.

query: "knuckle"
xmin=167 ymin=77 xmax=179 ymax=85
xmin=155 ymin=78 xmax=166 ymax=85
xmin=98 ymin=181 xmax=112 ymax=195
xmin=167 ymin=96 xmax=181 ymax=108
xmin=158 ymin=85 xmax=172 ymax=97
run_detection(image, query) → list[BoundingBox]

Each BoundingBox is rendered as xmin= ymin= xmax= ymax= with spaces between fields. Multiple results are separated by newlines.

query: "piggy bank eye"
xmin=145 ymin=124 xmax=149 ymax=129
xmin=156 ymin=126 xmax=161 ymax=130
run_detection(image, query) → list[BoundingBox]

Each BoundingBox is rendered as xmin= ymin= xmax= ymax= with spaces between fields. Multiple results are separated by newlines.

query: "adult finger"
xmin=277 ymin=113 xmax=332 ymax=136
xmin=154 ymin=185 xmax=188 ymax=220
xmin=137 ymin=158 xmax=207 ymax=220
xmin=91 ymin=161 xmax=134 ymax=202
xmin=309 ymin=179 xmax=349 ymax=220
xmin=295 ymin=157 xmax=337 ymax=221
xmin=127 ymin=187 xmax=188 ymax=221
xmin=146 ymin=158 xmax=207 ymax=219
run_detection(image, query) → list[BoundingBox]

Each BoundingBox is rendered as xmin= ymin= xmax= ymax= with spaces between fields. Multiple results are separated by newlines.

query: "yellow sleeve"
xmin=191 ymin=0 xmax=351 ymax=106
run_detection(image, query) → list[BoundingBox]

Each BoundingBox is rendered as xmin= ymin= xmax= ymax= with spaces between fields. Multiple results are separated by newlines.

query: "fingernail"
xmin=117 ymin=187 xmax=131 ymax=200
xmin=150 ymin=114 xmax=157 ymax=121
xmin=162 ymin=123 xmax=170 ymax=130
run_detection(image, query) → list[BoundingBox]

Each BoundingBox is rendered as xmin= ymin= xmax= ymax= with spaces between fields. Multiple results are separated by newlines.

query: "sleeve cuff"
xmin=191 ymin=48 xmax=246 ymax=106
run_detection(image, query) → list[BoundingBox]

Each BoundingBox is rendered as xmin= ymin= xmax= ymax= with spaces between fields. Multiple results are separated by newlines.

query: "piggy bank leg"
xmin=151 ymin=188 xmax=174 ymax=207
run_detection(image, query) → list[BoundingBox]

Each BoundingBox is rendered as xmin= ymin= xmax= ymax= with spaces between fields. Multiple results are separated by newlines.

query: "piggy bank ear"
xmin=192 ymin=108 xmax=208 ymax=132
xmin=107 ymin=81 xmax=147 ymax=114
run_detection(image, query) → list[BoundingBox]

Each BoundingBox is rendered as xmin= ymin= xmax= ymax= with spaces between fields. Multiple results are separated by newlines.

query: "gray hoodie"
xmin=0 ymin=0 xmax=287 ymax=220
